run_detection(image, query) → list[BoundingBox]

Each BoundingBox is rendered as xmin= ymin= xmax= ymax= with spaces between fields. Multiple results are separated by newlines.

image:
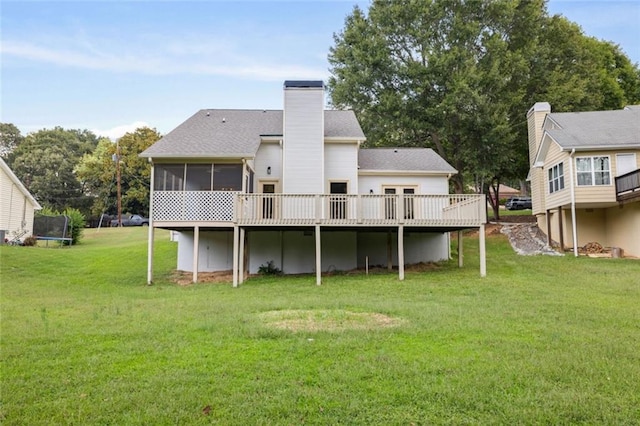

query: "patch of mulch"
xmin=171 ymin=270 xmax=233 ymax=286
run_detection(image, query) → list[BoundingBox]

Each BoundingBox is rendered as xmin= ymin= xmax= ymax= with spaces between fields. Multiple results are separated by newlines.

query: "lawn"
xmin=1 ymin=227 xmax=639 ymax=424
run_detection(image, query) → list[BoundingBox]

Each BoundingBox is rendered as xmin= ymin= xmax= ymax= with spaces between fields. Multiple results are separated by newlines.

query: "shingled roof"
xmin=140 ymin=109 xmax=365 ymax=159
xmin=545 ymin=107 xmax=640 ymax=150
xmin=358 ymin=148 xmax=457 ymax=174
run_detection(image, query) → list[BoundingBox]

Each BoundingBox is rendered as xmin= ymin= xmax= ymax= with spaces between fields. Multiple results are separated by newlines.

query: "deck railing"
xmin=237 ymin=193 xmax=485 ymax=227
xmin=152 ymin=191 xmax=486 ymax=227
xmin=615 ymin=169 xmax=640 ymax=201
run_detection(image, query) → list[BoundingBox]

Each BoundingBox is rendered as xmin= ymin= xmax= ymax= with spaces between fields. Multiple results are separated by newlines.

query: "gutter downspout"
xmin=569 ymin=149 xmax=578 ymax=257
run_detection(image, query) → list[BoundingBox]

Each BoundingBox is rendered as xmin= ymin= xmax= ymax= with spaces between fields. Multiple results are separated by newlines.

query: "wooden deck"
xmin=151 ymin=191 xmax=486 ymax=228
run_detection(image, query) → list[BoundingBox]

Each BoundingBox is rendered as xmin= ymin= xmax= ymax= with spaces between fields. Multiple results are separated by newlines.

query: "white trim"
xmin=359 ymin=170 xmax=455 ymax=177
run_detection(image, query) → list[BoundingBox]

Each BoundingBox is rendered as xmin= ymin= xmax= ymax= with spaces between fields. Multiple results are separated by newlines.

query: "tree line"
xmin=0 ymin=123 xmax=160 ymax=221
xmin=327 ymin=0 xmax=640 ymax=218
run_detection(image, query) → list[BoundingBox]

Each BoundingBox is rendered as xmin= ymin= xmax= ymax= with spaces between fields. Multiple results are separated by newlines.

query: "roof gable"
xmin=533 ymin=106 xmax=640 ymax=166
xmin=141 ymin=109 xmax=365 ymax=159
xmin=0 ymin=158 xmax=42 ymax=209
xmin=358 ymin=148 xmax=457 ymax=174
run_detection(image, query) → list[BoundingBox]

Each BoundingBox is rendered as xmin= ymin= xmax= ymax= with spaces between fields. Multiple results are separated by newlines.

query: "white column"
xmin=479 ymin=225 xmax=486 ymax=277
xmin=147 ymin=226 xmax=154 ymax=284
xmin=232 ymin=225 xmax=239 ymax=287
xmin=239 ymin=228 xmax=246 ymax=284
xmin=457 ymin=230 xmax=463 ymax=268
xmin=192 ymin=226 xmax=200 ymax=283
xmin=398 ymin=225 xmax=405 ymax=281
xmin=147 ymin=162 xmax=155 ymax=285
xmin=315 ymin=225 xmax=322 ymax=285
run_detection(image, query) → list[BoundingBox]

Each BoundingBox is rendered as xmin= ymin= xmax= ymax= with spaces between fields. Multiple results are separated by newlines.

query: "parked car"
xmin=505 ymin=197 xmax=532 ymax=210
xmin=110 ymin=214 xmax=149 ymax=227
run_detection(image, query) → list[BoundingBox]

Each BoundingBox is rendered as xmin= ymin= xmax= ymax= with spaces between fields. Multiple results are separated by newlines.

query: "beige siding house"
xmin=141 ymin=81 xmax=487 ymax=286
xmin=0 ymin=158 xmax=42 ymax=243
xmin=527 ymin=103 xmax=640 ymax=257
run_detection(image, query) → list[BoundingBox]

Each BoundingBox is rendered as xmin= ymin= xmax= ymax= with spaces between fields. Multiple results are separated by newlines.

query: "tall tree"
xmin=328 ymin=0 xmax=640 ymax=219
xmin=0 ymin=123 xmax=24 ymax=159
xmin=76 ymin=127 xmax=161 ymax=216
xmin=9 ymin=127 xmax=99 ymax=213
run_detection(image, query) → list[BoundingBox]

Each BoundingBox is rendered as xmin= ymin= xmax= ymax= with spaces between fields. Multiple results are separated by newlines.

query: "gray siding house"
xmin=141 ymin=81 xmax=487 ymax=285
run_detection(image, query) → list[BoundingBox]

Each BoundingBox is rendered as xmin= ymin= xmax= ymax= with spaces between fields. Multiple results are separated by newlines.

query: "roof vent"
xmin=394 ymin=149 xmax=398 ymax=153
xmin=206 ymin=111 xmax=210 ymax=116
xmin=222 ymin=118 xmax=226 ymax=123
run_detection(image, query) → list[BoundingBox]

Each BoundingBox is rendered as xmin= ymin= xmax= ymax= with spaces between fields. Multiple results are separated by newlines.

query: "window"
xmin=547 ymin=162 xmax=565 ymax=193
xmin=154 ymin=164 xmax=184 ymax=191
xmin=213 ymin=164 xmax=242 ymax=191
xmin=576 ymin=157 xmax=611 ymax=186
xmin=186 ymin=164 xmax=212 ymax=190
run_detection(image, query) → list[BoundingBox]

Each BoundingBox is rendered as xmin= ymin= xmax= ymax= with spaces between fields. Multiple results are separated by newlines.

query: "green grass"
xmin=1 ymin=227 xmax=639 ymax=424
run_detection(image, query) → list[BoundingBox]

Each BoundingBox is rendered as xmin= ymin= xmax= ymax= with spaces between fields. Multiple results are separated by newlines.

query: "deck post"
xmin=479 ymin=224 xmax=486 ymax=277
xmin=239 ymin=228 xmax=245 ymax=284
xmin=398 ymin=225 xmax=405 ymax=281
xmin=457 ymin=230 xmax=463 ymax=268
xmin=147 ymin=225 xmax=154 ymax=284
xmin=546 ymin=209 xmax=552 ymax=246
xmin=387 ymin=231 xmax=393 ymax=271
xmin=558 ymin=206 xmax=564 ymax=251
xmin=192 ymin=226 xmax=200 ymax=283
xmin=315 ymin=225 xmax=322 ymax=285
xmin=232 ymin=225 xmax=239 ymax=287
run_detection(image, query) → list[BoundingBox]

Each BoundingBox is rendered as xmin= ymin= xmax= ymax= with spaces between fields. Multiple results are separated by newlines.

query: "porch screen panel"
xmin=154 ymin=164 xmax=184 ymax=191
xmin=186 ymin=164 xmax=213 ymax=190
xmin=213 ymin=164 xmax=242 ymax=191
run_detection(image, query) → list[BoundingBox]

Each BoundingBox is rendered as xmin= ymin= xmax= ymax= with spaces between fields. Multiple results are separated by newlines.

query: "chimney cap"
xmin=284 ymin=80 xmax=323 ymax=89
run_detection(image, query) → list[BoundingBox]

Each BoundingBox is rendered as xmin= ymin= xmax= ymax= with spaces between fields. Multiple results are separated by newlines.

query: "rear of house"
xmin=527 ymin=103 xmax=640 ymax=256
xmin=0 ymin=158 xmax=42 ymax=243
xmin=141 ymin=81 xmax=487 ymax=285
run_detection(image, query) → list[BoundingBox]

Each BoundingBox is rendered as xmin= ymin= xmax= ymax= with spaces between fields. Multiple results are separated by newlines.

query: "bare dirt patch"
xmin=258 ymin=309 xmax=405 ymax=333
xmin=172 ymin=270 xmax=233 ymax=286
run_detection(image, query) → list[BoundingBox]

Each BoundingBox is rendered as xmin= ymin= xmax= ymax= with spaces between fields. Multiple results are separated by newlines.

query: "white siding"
xmin=325 ymin=143 xmax=359 ymax=193
xmin=283 ymin=87 xmax=324 ymax=194
xmin=358 ymin=175 xmax=449 ymax=194
xmin=0 ymin=164 xmax=38 ymax=239
xmin=248 ymin=230 xmax=357 ymax=274
xmin=254 ymin=142 xmax=282 ymax=183
xmin=177 ymin=231 xmax=234 ymax=272
xmin=357 ymin=232 xmax=449 ymax=267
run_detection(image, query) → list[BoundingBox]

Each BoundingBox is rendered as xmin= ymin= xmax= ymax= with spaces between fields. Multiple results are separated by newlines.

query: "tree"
xmin=328 ymin=0 xmax=640 ymax=220
xmin=76 ymin=127 xmax=161 ymax=216
xmin=9 ymin=127 xmax=99 ymax=213
xmin=0 ymin=123 xmax=24 ymax=159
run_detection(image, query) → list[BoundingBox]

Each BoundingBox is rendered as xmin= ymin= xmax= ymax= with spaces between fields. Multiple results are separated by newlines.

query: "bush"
xmin=22 ymin=236 xmax=38 ymax=246
xmin=258 ymin=260 xmax=282 ymax=275
xmin=63 ymin=208 xmax=86 ymax=245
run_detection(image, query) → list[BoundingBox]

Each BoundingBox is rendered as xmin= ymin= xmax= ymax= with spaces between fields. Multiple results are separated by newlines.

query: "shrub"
xmin=63 ymin=208 xmax=86 ymax=245
xmin=258 ymin=260 xmax=282 ymax=275
xmin=22 ymin=236 xmax=38 ymax=246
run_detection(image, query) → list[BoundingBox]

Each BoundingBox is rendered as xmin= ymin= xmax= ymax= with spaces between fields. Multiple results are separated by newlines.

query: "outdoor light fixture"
xmin=267 ymin=166 xmax=271 ymax=175
xmin=369 ymin=189 xmax=373 ymax=194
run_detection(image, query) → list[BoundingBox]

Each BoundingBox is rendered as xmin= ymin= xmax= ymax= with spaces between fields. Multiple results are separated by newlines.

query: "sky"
xmin=2 ymin=1 xmax=639 ymax=140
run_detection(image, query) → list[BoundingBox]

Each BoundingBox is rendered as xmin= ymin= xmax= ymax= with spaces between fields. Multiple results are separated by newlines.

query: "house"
xmin=527 ymin=103 xmax=640 ymax=257
xmin=0 ymin=157 xmax=42 ymax=243
xmin=141 ymin=81 xmax=487 ymax=285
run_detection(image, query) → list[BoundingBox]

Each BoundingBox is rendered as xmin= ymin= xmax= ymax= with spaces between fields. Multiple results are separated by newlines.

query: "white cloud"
xmin=92 ymin=121 xmax=151 ymax=141
xmin=1 ymin=37 xmax=327 ymax=81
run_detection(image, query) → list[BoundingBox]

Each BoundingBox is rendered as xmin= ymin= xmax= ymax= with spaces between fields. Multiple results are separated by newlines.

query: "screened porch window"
xmin=154 ymin=164 xmax=184 ymax=191
xmin=153 ymin=163 xmax=243 ymax=191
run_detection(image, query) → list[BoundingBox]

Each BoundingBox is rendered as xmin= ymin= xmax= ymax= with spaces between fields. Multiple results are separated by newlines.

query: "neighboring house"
xmin=141 ymin=81 xmax=487 ymax=285
xmin=0 ymin=157 xmax=42 ymax=243
xmin=527 ymin=103 xmax=640 ymax=257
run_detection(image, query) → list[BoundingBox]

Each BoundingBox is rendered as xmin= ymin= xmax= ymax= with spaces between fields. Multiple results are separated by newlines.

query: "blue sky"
xmin=2 ymin=1 xmax=639 ymax=140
